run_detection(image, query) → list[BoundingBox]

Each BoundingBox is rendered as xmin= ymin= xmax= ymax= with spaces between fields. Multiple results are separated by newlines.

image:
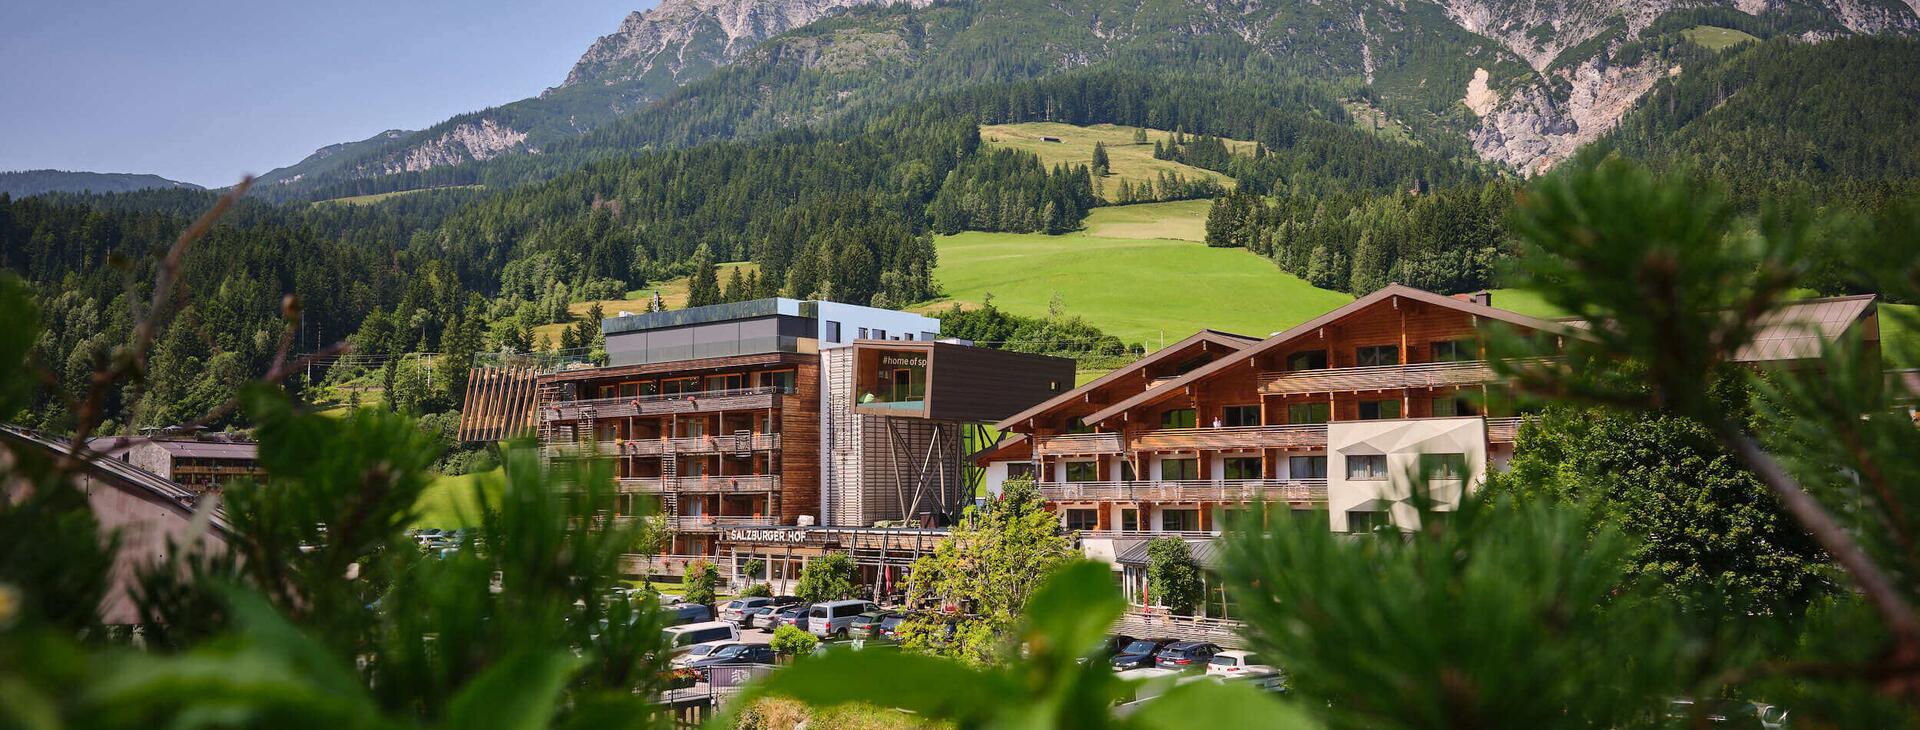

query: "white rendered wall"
xmin=1326 ymin=416 xmax=1488 ymax=532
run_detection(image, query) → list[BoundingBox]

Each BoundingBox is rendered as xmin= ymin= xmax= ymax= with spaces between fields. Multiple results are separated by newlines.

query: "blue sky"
xmin=1 ymin=0 xmax=649 ymax=187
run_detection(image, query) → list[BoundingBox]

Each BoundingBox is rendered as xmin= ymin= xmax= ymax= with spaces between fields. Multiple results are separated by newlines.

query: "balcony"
xmin=1258 ymin=360 xmax=1505 ymax=395
xmin=543 ymin=386 xmax=787 ymax=422
xmin=615 ymin=475 xmax=781 ymax=493
xmin=1130 ymin=424 xmax=1327 ymax=452
xmin=1486 ymin=416 xmax=1523 ymax=444
xmin=1032 ymin=432 xmax=1125 ymax=457
xmin=547 ymin=433 xmax=781 ymax=458
xmin=664 ymin=515 xmax=781 ymax=531
xmin=1039 ymin=479 xmax=1327 ymax=503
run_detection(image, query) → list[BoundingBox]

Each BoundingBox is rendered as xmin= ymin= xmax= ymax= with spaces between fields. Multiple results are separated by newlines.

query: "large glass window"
xmin=1355 ymin=345 xmax=1400 ymax=367
xmin=1161 ymin=509 xmax=1200 ymax=532
xmin=761 ymin=370 xmax=796 ymax=393
xmin=1120 ymin=508 xmax=1139 ymax=532
xmin=1160 ymin=458 xmax=1198 ymax=481
xmin=1224 ymin=457 xmax=1262 ymax=480
xmin=1286 ymin=350 xmax=1328 ymax=371
xmin=1287 ymin=402 xmax=1330 ymax=424
xmin=1430 ymin=339 xmax=1474 ymax=362
xmin=1221 ymin=405 xmax=1260 ymax=427
xmin=1347 ymin=510 xmax=1384 ymax=533
xmin=1007 ymin=462 xmax=1036 ymax=481
xmin=1358 ymin=399 xmax=1402 ymax=420
xmin=1065 ymin=461 xmax=1099 ymax=482
xmin=1119 ymin=460 xmax=1136 ymax=481
xmin=663 ymin=377 xmax=699 ymax=395
xmin=707 ymin=373 xmax=745 ymax=392
xmin=1160 ymin=409 xmax=1197 ymax=429
xmin=1347 ymin=454 xmax=1388 ymax=480
xmin=1064 ymin=509 xmax=1098 ymax=531
xmin=1420 ymin=453 xmax=1469 ymax=480
xmin=1289 ymin=455 xmax=1328 ymax=479
xmin=826 ymin=321 xmax=842 ymax=343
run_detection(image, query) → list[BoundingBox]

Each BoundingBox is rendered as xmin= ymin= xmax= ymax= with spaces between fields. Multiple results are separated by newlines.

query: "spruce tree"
xmin=686 ymin=244 xmax=721 ymax=308
xmin=1091 ymin=142 xmax=1110 ymax=177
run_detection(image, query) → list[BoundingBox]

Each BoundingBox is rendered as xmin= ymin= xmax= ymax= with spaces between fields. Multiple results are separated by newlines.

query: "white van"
xmin=662 ymin=621 xmax=740 ymax=653
xmin=807 ymin=600 xmax=878 ymax=638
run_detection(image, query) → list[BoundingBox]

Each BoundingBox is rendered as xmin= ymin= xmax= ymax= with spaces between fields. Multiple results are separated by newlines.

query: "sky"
xmin=1 ymin=0 xmax=650 ymax=188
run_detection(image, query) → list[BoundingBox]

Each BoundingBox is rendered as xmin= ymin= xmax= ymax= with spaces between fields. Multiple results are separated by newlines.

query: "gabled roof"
xmin=1551 ymin=293 xmax=1878 ymax=362
xmin=993 ymin=329 xmax=1259 ymax=431
xmin=1082 ymin=285 xmax=1574 ymax=426
xmin=2 ymin=426 xmax=234 ymax=537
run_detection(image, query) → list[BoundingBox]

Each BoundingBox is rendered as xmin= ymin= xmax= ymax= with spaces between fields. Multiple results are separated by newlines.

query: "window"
xmin=1286 ymin=350 xmax=1328 ymax=371
xmin=1161 ymin=509 xmax=1200 ymax=532
xmin=921 ymin=332 xmax=938 ymax=342
xmin=636 ymin=380 xmax=659 ymax=396
xmin=1347 ymin=454 xmax=1387 ymax=480
xmin=762 ymin=370 xmax=796 ymax=393
xmin=1287 ymin=402 xmax=1330 ymax=424
xmin=1358 ymin=399 xmax=1402 ymax=420
xmin=1006 ymin=462 xmax=1036 ymax=481
xmin=707 ymin=373 xmax=744 ymax=392
xmin=1160 ymin=408 xmax=1197 ymax=429
xmin=1355 ymin=345 xmax=1400 ymax=367
xmin=1120 ymin=508 xmax=1139 ymax=532
xmin=1160 ymin=458 xmax=1198 ymax=481
xmin=874 ymin=329 xmax=887 ymax=340
xmin=1065 ymin=461 xmax=1099 ymax=482
xmin=903 ymin=332 xmax=914 ymax=341
xmin=1289 ymin=455 xmax=1328 ymax=479
xmin=1420 ymin=453 xmax=1469 ymax=480
xmin=858 ymin=327 xmax=870 ymax=340
xmin=1119 ymin=460 xmax=1136 ymax=481
xmin=1220 ymin=507 xmax=1255 ymax=529
xmin=1431 ymin=396 xmax=1476 ymax=417
xmin=1222 ymin=405 xmax=1260 ymax=427
xmin=663 ymin=377 xmax=699 ymax=395
xmin=1224 ymin=457 xmax=1262 ymax=480
xmin=1065 ymin=509 xmax=1098 ymax=531
xmin=1347 ymin=510 xmax=1384 ymax=533
xmin=1430 ymin=339 xmax=1474 ymax=362
xmin=826 ymin=321 xmax=842 ymax=343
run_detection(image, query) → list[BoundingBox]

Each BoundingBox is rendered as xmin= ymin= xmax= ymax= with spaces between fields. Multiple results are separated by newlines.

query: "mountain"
xmin=0 ymin=170 xmax=202 ymax=197
xmin=256 ymin=0 xmax=1920 ymax=199
xmin=254 ymin=0 xmax=923 ymax=197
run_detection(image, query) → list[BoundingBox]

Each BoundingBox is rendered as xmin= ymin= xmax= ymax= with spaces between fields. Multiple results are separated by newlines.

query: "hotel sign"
xmin=721 ymin=528 xmax=819 ymax=544
xmin=880 ymin=354 xmax=927 ymax=368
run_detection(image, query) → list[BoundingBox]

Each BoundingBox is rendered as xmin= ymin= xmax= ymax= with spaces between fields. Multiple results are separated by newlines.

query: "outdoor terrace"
xmin=615 ymin=475 xmax=781 ymax=493
xmin=543 ymin=386 xmax=787 ymax=422
xmin=1039 ymin=478 xmax=1327 ymax=503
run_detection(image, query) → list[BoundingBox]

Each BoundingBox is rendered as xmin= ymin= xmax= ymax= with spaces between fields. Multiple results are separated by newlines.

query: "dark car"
xmin=1109 ymin=638 xmax=1176 ymax=670
xmin=1153 ymin=641 xmax=1220 ymax=670
xmin=1094 ymin=634 xmax=1137 ymax=661
xmin=685 ymin=643 xmax=778 ymax=680
xmin=768 ymin=595 xmax=802 ymax=608
xmin=853 ymin=612 xmax=908 ymax=641
xmin=846 ymin=611 xmax=888 ymax=640
xmin=662 ymin=602 xmax=714 ymax=627
xmin=875 ymin=613 xmax=909 ymax=640
xmin=768 ymin=603 xmax=814 ymax=630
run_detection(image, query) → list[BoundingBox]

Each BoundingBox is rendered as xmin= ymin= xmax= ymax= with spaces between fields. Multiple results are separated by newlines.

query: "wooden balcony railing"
xmin=1130 ymin=424 xmax=1328 ymax=451
xmin=547 ymin=433 xmax=780 ymax=457
xmin=618 ymin=553 xmax=723 ymax=577
xmin=615 ymin=475 xmax=781 ymax=493
xmin=1032 ymin=432 xmax=1125 ymax=457
xmin=664 ymin=515 xmax=780 ymax=531
xmin=1258 ymin=360 xmax=1503 ymax=395
xmin=1040 ymin=479 xmax=1327 ymax=503
xmin=543 ymin=386 xmax=786 ymax=422
xmin=1485 ymin=416 xmax=1524 ymax=443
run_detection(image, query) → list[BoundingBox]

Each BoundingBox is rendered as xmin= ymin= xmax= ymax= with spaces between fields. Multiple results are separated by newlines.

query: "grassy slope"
xmin=314 ymin=185 xmax=484 ymax=206
xmin=920 ymin=201 xmax=1351 ymax=351
xmin=1682 ymin=25 xmax=1760 ymax=51
xmin=414 ymin=467 xmax=503 ymax=528
xmin=1884 ymin=303 xmax=1918 ymax=369
xmin=980 ymin=123 xmax=1256 ymax=202
xmin=533 ymin=262 xmax=761 ymax=345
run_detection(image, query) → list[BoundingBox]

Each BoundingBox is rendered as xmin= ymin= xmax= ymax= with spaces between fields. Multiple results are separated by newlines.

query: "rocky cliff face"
xmin=383 ymin=119 xmax=530 ymax=175
xmin=557 ymin=0 xmax=929 ymax=91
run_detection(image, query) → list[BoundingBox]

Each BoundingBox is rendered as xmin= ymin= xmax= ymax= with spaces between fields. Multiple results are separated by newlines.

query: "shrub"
xmin=769 ymin=624 xmax=819 ymax=657
xmin=795 ymin=553 xmax=859 ymax=603
xmin=740 ymin=582 xmax=773 ymax=598
xmin=684 ymin=560 xmax=720 ymax=606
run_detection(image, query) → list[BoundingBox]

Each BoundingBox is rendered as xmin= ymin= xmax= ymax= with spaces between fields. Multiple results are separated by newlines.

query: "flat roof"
xmin=602 ymin=299 xmax=808 ymax=336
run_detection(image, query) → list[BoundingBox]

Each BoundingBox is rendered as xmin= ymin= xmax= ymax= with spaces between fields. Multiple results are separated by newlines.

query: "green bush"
xmin=769 ymin=624 xmax=819 ymax=657
xmin=740 ymin=582 xmax=773 ymax=598
xmin=684 ymin=560 xmax=720 ymax=606
xmin=795 ymin=553 xmax=859 ymax=603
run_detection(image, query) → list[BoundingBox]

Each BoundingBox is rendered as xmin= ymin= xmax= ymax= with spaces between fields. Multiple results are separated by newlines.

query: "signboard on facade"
xmin=720 ymin=528 xmax=819 ymax=544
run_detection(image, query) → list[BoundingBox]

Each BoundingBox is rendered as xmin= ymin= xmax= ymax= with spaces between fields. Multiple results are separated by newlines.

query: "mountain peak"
xmin=555 ymin=0 xmax=927 ymax=91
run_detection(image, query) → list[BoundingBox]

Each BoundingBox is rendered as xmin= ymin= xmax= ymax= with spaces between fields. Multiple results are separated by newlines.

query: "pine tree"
xmin=722 ymin=266 xmax=748 ymax=303
xmin=1091 ymin=142 xmax=1110 ymax=177
xmin=1132 ymin=127 xmax=1149 ymax=145
xmin=686 ymin=244 xmax=721 ymax=308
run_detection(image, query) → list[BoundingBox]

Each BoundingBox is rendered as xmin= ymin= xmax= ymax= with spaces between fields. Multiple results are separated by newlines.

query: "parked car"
xmin=661 ymin=621 xmax=739 ymax=655
xmin=767 ymin=595 xmax=802 ymax=608
xmin=1206 ymin=650 xmax=1275 ymax=677
xmin=740 ymin=605 xmax=779 ymax=630
xmin=1666 ymin=698 xmax=1788 ymax=728
xmin=768 ymin=603 xmax=814 ymax=630
xmin=661 ymin=603 xmax=714 ymax=627
xmin=670 ymin=639 xmax=745 ymax=668
xmin=847 ymin=612 xmax=891 ymax=641
xmin=1110 ymin=638 xmax=1177 ymax=670
xmin=1153 ymin=641 xmax=1220 ymax=670
xmin=684 ymin=643 xmax=778 ymax=680
xmin=808 ymin=599 xmax=880 ymax=638
xmin=719 ymin=597 xmax=774 ymax=625
xmin=1094 ymin=634 xmax=1137 ymax=661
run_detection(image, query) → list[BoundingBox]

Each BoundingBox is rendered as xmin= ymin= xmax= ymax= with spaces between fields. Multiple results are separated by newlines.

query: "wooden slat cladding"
xmin=457 ymin=365 xmax=539 ymax=442
xmin=1258 ymin=360 xmax=1500 ymax=395
xmin=1032 ymin=433 xmax=1125 ymax=457
xmin=1129 ymin=424 xmax=1329 ymax=452
xmin=778 ymin=360 xmax=822 ymax=525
